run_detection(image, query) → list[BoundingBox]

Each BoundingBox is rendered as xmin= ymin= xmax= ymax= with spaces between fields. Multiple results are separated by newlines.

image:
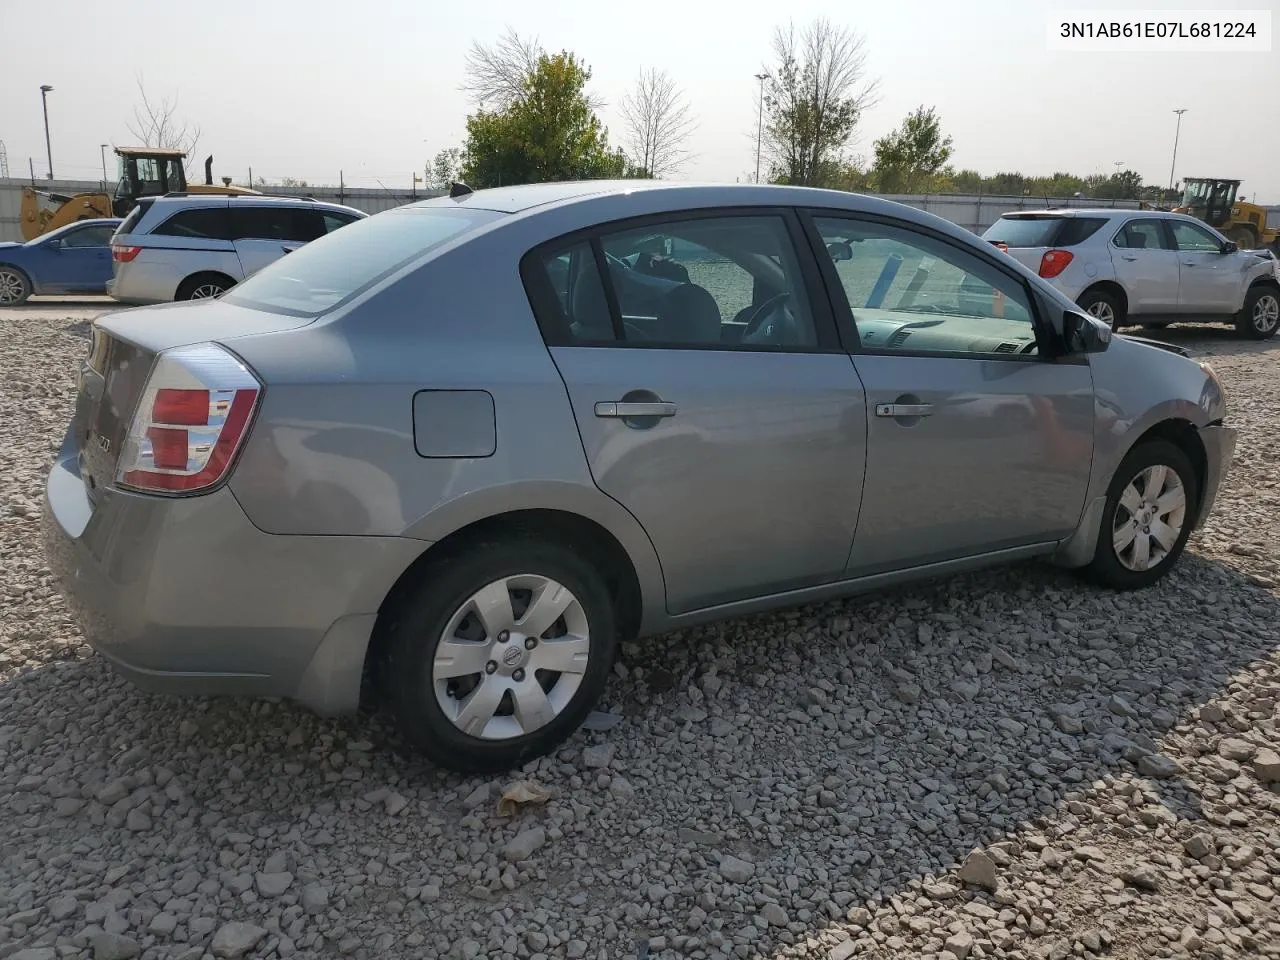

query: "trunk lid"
xmin=73 ymin=298 xmax=312 ymax=499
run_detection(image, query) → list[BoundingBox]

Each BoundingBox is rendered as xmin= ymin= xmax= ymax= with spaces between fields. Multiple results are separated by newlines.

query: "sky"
xmin=1 ymin=0 xmax=1277 ymax=201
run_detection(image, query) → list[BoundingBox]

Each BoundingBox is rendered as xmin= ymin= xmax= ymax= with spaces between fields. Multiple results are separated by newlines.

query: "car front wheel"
xmin=1087 ymin=439 xmax=1197 ymax=590
xmin=0 ymin=266 xmax=32 ymax=306
xmin=381 ymin=539 xmax=618 ymax=773
xmin=1237 ymin=284 xmax=1280 ymax=340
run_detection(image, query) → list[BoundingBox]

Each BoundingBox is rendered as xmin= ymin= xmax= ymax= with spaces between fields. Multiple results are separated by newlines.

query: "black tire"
xmin=0 ymin=265 xmax=32 ymax=306
xmin=1077 ymin=288 xmax=1124 ymax=330
xmin=1085 ymin=439 xmax=1198 ymax=590
xmin=1235 ymin=284 xmax=1280 ymax=340
xmin=381 ymin=539 xmax=618 ymax=773
xmin=175 ymin=273 xmax=233 ymax=301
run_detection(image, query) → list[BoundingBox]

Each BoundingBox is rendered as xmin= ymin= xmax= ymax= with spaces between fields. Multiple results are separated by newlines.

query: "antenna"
xmin=0 ymin=140 xmax=8 ymax=179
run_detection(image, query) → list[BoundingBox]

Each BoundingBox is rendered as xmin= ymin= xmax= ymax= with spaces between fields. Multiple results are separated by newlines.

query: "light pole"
xmin=39 ymin=85 xmax=54 ymax=180
xmin=754 ymin=72 xmax=768 ymax=184
xmin=1168 ymin=108 xmax=1187 ymax=193
xmin=100 ymin=143 xmax=109 ymax=185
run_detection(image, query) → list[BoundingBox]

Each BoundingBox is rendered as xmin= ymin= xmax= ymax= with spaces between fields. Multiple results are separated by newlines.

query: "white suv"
xmin=108 ymin=194 xmax=366 ymax=304
xmin=983 ymin=208 xmax=1280 ymax=339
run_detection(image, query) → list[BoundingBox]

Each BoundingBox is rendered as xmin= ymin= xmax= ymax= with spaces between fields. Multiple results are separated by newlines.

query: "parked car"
xmin=107 ymin=194 xmax=366 ymax=304
xmin=982 ymin=208 xmax=1280 ymax=339
xmin=44 ymin=181 xmax=1237 ymax=773
xmin=0 ymin=218 xmax=122 ymax=305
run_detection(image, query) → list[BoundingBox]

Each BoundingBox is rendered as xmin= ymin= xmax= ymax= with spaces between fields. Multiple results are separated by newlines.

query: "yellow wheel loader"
xmin=1173 ymin=177 xmax=1279 ymax=253
xmin=20 ymin=147 xmax=258 ymax=241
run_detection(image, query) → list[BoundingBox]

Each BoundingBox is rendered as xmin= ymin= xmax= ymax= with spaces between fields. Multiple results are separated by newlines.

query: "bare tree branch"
xmin=126 ymin=76 xmax=201 ymax=169
xmin=620 ymin=68 xmax=697 ymax=178
xmin=461 ymin=26 xmax=604 ymax=111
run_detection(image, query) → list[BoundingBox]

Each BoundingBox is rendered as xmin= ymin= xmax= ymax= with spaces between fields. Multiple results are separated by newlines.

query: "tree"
xmin=760 ymin=18 xmax=879 ymax=187
xmin=871 ymin=106 xmax=953 ymax=194
xmin=426 ymin=147 xmax=463 ymax=190
xmin=461 ymin=27 xmax=604 ymax=111
xmin=619 ymin=68 xmax=695 ymax=178
xmin=126 ymin=77 xmax=201 ymax=171
xmin=461 ymin=51 xmax=627 ymax=188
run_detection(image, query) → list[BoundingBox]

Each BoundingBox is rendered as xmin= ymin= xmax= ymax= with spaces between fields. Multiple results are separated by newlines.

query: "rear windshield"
xmin=983 ymin=215 xmax=1106 ymax=248
xmin=221 ymin=206 xmax=504 ymax=317
xmin=115 ymin=200 xmax=151 ymax=238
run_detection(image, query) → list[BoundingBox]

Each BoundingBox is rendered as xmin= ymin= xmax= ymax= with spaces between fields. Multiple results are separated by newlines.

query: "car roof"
xmin=140 ymin=194 xmax=365 ymax=215
xmin=996 ymin=208 xmax=1128 ymax=219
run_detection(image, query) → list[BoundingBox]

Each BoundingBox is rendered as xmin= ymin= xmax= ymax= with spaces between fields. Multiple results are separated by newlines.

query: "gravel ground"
xmin=2 ymin=301 xmax=1279 ymax=960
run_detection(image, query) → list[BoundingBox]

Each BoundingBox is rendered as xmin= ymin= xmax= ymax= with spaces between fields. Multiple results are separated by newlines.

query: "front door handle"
xmin=1120 ymin=254 xmax=1138 ymax=261
xmin=595 ymin=401 xmax=677 ymax=418
xmin=876 ymin=403 xmax=934 ymax=417
xmin=1182 ymin=260 xmax=1198 ymax=266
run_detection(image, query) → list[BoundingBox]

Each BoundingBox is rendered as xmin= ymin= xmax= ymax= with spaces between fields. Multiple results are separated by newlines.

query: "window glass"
xmin=61 ymin=225 xmax=116 ymax=247
xmin=322 ymin=212 xmax=358 ymax=234
xmin=814 ymin=216 xmax=1037 ymax=357
xmin=152 ymin=208 xmax=233 ymax=241
xmin=983 ymin=216 xmax=1063 ymax=247
xmin=535 ymin=215 xmax=818 ymax=348
xmin=1056 ymin=218 xmax=1107 ymax=246
xmin=1114 ymin=219 xmax=1168 ymax=251
xmin=221 ymin=206 xmax=503 ymax=317
xmin=1169 ymin=219 xmax=1223 ymax=252
xmin=231 ymin=206 xmax=325 ymax=242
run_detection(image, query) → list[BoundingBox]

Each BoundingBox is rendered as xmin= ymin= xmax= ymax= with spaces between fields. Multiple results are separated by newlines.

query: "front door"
xmin=40 ymin=223 xmax=116 ymax=292
xmin=1167 ymin=218 xmax=1241 ymax=314
xmin=1109 ymin=217 xmax=1181 ymax=314
xmin=525 ymin=211 xmax=867 ymax=614
xmin=808 ymin=212 xmax=1096 ymax=575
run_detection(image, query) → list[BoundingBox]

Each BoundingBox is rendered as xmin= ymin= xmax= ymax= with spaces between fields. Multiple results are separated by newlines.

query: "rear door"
xmin=522 ymin=209 xmax=867 ymax=615
xmin=231 ymin=206 xmax=325 ymax=277
xmin=807 ymin=210 xmax=1095 ymax=575
xmin=1110 ymin=217 xmax=1181 ymax=313
xmin=1166 ymin=218 xmax=1241 ymax=313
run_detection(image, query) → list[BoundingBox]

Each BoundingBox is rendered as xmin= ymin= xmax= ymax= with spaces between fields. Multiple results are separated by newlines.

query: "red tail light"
xmin=1038 ymin=249 xmax=1074 ymax=279
xmin=111 ymin=245 xmax=142 ymax=262
xmin=117 ymin=344 xmax=261 ymax=495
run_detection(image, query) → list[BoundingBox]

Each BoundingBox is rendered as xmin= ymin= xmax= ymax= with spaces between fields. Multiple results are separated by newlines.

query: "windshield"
xmin=221 ymin=206 xmax=504 ymax=317
xmin=982 ymin=216 xmax=1063 ymax=248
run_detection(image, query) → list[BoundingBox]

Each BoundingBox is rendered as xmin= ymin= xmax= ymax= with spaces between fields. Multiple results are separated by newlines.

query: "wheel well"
xmin=360 ymin=509 xmax=644 ymax=707
xmin=176 ymin=271 xmax=236 ymax=298
xmin=1080 ymin=280 xmax=1128 ymax=315
xmin=1131 ymin=418 xmax=1207 ymax=516
xmin=0 ymin=263 xmax=32 ymax=284
xmin=1248 ymin=276 xmax=1280 ymax=295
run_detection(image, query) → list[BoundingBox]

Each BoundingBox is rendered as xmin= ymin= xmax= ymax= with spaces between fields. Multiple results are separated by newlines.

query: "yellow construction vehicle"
xmin=20 ymin=147 xmax=258 ymax=241
xmin=1173 ymin=177 xmax=1279 ymax=252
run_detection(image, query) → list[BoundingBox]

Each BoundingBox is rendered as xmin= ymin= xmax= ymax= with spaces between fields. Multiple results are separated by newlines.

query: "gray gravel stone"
xmin=504 ymin=826 xmax=546 ymax=862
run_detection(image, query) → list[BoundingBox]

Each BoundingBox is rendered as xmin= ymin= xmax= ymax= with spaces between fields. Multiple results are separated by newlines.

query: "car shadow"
xmin=2 ymin=544 xmax=1276 ymax=958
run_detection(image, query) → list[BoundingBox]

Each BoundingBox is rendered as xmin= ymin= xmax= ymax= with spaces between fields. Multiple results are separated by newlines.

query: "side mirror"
xmin=1062 ymin=309 xmax=1111 ymax=355
xmin=826 ymin=241 xmax=853 ymax=262
xmin=1220 ymin=240 xmax=1238 ymax=254
xmin=45 ymin=238 xmax=63 ymax=250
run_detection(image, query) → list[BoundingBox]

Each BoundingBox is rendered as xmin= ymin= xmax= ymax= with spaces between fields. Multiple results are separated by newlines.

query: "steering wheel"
xmin=741 ymin=292 xmax=792 ymax=342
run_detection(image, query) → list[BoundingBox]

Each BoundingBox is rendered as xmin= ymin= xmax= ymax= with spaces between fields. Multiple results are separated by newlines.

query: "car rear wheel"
xmin=0 ymin=266 xmax=32 ymax=306
xmin=381 ymin=539 xmax=618 ymax=773
xmin=176 ymin=273 xmax=233 ymax=301
xmin=1236 ymin=284 xmax=1280 ymax=340
xmin=1077 ymin=288 xmax=1124 ymax=330
xmin=1086 ymin=439 xmax=1197 ymax=590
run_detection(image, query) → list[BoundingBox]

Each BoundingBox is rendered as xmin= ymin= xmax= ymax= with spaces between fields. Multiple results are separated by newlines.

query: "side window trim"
xmin=589 ymin=238 xmax=627 ymax=341
xmin=798 ymin=206 xmax=1051 ymax=363
xmin=520 ymin=205 xmax=843 ymax=354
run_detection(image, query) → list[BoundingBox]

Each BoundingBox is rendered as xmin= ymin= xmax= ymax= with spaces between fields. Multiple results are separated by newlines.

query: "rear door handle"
xmin=1120 ymin=255 xmax=1138 ymax=261
xmin=1182 ymin=260 xmax=1198 ymax=266
xmin=595 ymin=401 xmax=677 ymax=418
xmin=876 ymin=403 xmax=934 ymax=417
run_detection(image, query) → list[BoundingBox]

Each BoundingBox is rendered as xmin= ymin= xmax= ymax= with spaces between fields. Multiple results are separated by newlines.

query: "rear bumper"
xmin=42 ymin=423 xmax=428 ymax=714
xmin=1194 ymin=423 xmax=1238 ymax=529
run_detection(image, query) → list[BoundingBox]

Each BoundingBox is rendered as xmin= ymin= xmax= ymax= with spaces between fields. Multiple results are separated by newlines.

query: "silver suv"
xmin=108 ymin=194 xmax=366 ymax=304
xmin=45 ymin=181 xmax=1237 ymax=773
xmin=983 ymin=208 xmax=1280 ymax=339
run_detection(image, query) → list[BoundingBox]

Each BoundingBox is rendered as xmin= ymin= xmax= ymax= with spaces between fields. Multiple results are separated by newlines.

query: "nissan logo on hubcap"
xmin=502 ymin=646 xmax=523 ymax=667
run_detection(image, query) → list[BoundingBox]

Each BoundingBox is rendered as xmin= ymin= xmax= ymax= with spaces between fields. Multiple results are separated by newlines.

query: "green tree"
xmin=761 ymin=18 xmax=879 ymax=187
xmin=461 ymin=51 xmax=627 ymax=188
xmin=871 ymin=105 xmax=953 ymax=194
xmin=425 ymin=148 xmax=463 ymax=191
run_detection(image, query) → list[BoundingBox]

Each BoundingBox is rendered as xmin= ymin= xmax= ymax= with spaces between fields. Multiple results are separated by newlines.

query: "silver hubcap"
xmin=433 ymin=574 xmax=590 ymax=740
xmin=190 ymin=283 xmax=223 ymax=300
xmin=1253 ymin=294 xmax=1279 ymax=333
xmin=1112 ymin=464 xmax=1187 ymax=572
xmin=0 ymin=270 xmax=25 ymax=304
xmin=1086 ymin=300 xmax=1115 ymax=327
